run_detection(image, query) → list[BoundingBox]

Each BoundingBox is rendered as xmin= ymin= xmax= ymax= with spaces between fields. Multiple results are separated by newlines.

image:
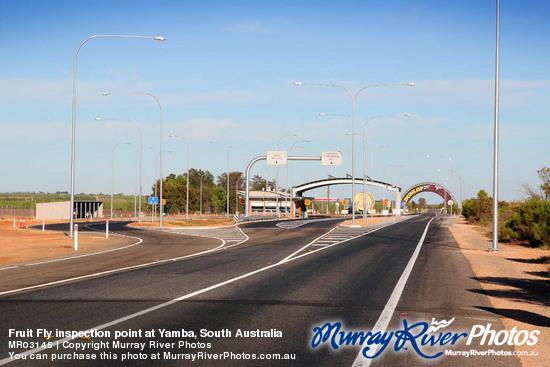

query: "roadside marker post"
xmin=74 ymin=224 xmax=78 ymax=251
xmin=106 ymin=221 xmax=109 ymax=239
xmin=13 ymin=218 xmax=15 ymax=228
xmin=42 ymin=220 xmax=45 ymax=232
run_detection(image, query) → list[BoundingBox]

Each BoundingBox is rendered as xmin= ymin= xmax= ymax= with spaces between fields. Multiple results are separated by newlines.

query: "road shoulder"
xmin=448 ymin=216 xmax=549 ymax=367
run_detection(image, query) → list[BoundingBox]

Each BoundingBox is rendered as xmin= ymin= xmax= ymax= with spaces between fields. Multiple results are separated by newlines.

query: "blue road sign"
xmin=148 ymin=196 xmax=159 ymax=205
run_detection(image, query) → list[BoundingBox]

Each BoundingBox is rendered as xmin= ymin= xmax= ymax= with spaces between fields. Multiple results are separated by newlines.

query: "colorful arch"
xmin=402 ymin=182 xmax=457 ymax=205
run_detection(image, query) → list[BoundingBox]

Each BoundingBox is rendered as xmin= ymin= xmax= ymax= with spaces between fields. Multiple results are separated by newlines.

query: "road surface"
xmin=0 ymin=214 xmax=522 ymax=366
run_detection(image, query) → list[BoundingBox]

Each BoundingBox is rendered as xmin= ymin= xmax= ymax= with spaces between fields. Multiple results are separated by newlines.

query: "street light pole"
xmin=168 ymin=134 xmax=190 ymax=219
xmin=69 ymin=34 xmax=165 ymax=237
xmin=154 ymin=150 xmax=172 ymax=220
xmin=102 ymin=91 xmax=165 ymax=227
xmin=380 ymin=145 xmax=399 ymax=214
xmin=322 ymin=113 xmax=410 ymax=219
xmin=96 ymin=117 xmax=144 ymax=221
xmin=294 ymin=81 xmax=414 ymax=224
xmin=210 ymin=141 xmax=238 ymax=217
xmin=288 ymin=140 xmax=309 ymax=217
xmin=236 ymin=177 xmax=243 ymax=216
xmin=492 ymin=0 xmax=501 ymax=251
xmin=426 ymin=155 xmax=454 ymax=214
xmin=276 ymin=134 xmax=298 ymax=217
xmin=111 ymin=142 xmax=131 ymax=219
xmin=199 ymin=173 xmax=207 ymax=216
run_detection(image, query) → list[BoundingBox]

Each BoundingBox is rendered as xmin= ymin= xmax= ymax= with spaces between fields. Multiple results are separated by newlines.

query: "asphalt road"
xmin=0 ymin=214 xmax=522 ymax=366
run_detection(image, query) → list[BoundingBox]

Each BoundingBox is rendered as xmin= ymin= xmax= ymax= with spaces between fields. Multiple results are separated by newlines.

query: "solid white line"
xmin=0 ymin=227 xmax=143 ymax=270
xmin=0 ymin=228 xmax=249 ymax=297
xmin=351 ymin=215 xmax=436 ymax=367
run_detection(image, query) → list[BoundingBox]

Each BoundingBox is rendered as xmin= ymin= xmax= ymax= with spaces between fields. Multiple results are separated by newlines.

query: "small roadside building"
xmin=244 ymin=190 xmax=313 ymax=217
xmin=35 ymin=201 xmax=104 ymax=220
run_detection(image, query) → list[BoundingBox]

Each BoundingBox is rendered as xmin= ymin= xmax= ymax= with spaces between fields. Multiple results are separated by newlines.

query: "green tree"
xmin=210 ymin=186 xmax=227 ymax=214
xmin=537 ymin=167 xmax=550 ymax=200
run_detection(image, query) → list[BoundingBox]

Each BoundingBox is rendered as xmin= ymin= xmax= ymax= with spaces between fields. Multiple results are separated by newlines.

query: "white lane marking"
xmin=351 ymin=215 xmax=436 ymax=367
xmin=276 ymin=217 xmax=343 ymax=229
xmin=277 ymin=218 xmax=404 ymax=264
xmin=0 ymin=228 xmax=249 ymax=297
xmin=0 ymin=224 xmax=142 ymax=271
xmin=0 ymin=266 xmax=18 ymax=271
xmin=0 ymin=216 xmax=404 ymax=365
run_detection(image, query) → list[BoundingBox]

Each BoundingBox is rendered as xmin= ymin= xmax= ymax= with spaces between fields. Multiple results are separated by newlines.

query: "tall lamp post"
xmin=103 ymin=91 xmax=165 ymax=226
xmin=380 ymin=145 xmax=399 ymax=214
xmin=154 ymin=150 xmax=173 ymax=219
xmin=96 ymin=117 xmax=144 ymax=222
xmin=210 ymin=141 xmax=238 ymax=217
xmin=236 ymin=177 xmax=243 ymax=216
xmin=426 ymin=155 xmax=454 ymax=214
xmin=322 ymin=113 xmax=411 ymax=219
xmin=69 ymin=34 xmax=165 ymax=237
xmin=168 ymin=134 xmax=190 ymax=219
xmin=111 ymin=142 xmax=131 ymax=219
xmin=294 ymin=81 xmax=414 ymax=224
xmin=492 ymin=0 xmax=501 ymax=251
xmin=288 ymin=140 xmax=309 ymax=218
xmin=276 ymin=134 xmax=298 ymax=217
xmin=438 ymin=168 xmax=464 ymax=211
xmin=200 ymin=172 xmax=207 ymax=216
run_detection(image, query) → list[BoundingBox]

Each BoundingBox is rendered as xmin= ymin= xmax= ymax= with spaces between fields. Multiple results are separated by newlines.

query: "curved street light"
xmin=210 ymin=141 xmax=239 ymax=217
xmin=96 ymin=117 xmax=145 ymax=221
xmin=168 ymin=134 xmax=190 ymax=219
xmin=102 ymin=91 xmax=165 ymax=226
xmin=69 ymin=34 xmax=164 ymax=237
xmin=426 ymin=154 xmax=454 ymax=215
xmin=294 ymin=81 xmax=414 ymax=223
xmin=380 ymin=145 xmax=399 ymax=214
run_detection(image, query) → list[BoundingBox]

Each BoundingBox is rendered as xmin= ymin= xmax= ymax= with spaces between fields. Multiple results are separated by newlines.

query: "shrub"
xmin=502 ymin=199 xmax=550 ymax=248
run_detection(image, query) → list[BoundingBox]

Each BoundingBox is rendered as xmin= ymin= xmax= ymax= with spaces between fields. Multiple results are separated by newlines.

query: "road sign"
xmin=240 ymin=198 xmax=245 ymax=204
xmin=148 ymin=197 xmax=158 ymax=205
xmin=266 ymin=150 xmax=287 ymax=165
xmin=304 ymin=199 xmax=311 ymax=205
xmin=342 ymin=198 xmax=350 ymax=206
xmin=448 ymin=200 xmax=454 ymax=205
xmin=162 ymin=199 xmax=166 ymax=205
xmin=321 ymin=151 xmax=343 ymax=166
xmin=383 ymin=199 xmax=389 ymax=206
xmin=401 ymin=201 xmax=407 ymax=207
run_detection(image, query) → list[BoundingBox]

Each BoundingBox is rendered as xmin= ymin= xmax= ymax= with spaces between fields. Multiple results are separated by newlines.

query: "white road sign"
xmin=266 ymin=150 xmax=287 ymax=165
xmin=321 ymin=151 xmax=343 ymax=166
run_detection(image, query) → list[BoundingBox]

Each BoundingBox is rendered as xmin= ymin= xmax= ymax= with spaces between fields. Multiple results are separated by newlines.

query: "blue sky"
xmin=1 ymin=0 xmax=549 ymax=204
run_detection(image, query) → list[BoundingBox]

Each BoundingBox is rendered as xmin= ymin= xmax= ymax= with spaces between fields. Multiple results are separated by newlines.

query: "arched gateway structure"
xmin=292 ymin=177 xmax=399 ymax=197
xmin=244 ymin=154 xmax=402 ymax=216
xmin=402 ymin=182 xmax=457 ymax=206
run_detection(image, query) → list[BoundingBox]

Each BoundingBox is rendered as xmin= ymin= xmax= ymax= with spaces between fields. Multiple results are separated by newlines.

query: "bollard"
xmin=42 ymin=219 xmax=45 ymax=232
xmin=13 ymin=217 xmax=16 ymax=228
xmin=106 ymin=220 xmax=109 ymax=239
xmin=74 ymin=224 xmax=78 ymax=251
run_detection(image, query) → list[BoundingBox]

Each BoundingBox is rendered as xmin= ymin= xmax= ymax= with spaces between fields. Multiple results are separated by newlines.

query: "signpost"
xmin=321 ymin=151 xmax=343 ymax=166
xmin=266 ymin=150 xmax=287 ymax=165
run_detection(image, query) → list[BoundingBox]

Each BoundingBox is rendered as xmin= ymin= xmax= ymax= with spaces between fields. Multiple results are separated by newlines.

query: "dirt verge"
xmin=448 ymin=216 xmax=549 ymax=367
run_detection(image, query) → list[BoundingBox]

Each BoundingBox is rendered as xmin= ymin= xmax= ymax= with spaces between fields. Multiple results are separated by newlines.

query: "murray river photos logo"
xmin=311 ymin=318 xmax=540 ymax=359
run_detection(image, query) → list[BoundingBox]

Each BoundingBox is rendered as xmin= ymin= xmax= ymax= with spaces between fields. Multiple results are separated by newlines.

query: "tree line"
xmin=151 ymin=169 xmax=276 ymax=215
